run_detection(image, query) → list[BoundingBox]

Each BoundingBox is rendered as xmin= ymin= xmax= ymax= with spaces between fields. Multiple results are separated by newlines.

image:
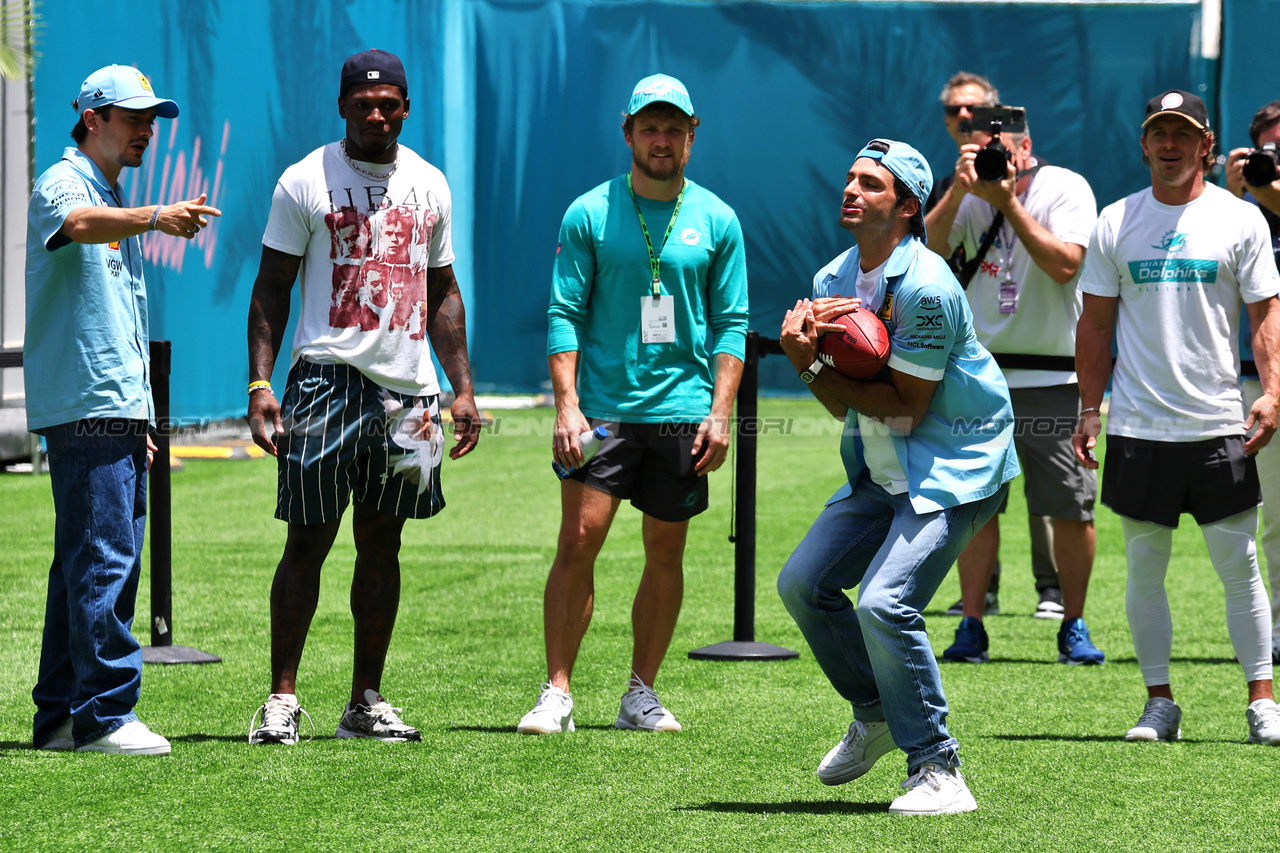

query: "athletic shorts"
xmin=569 ymin=420 xmax=709 ymax=523
xmin=1002 ymin=385 xmax=1096 ymax=521
xmin=275 ymin=359 xmax=445 ymax=525
xmin=1101 ymin=434 xmax=1260 ymax=528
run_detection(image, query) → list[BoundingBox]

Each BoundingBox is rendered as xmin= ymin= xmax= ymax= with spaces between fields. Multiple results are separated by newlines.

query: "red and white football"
xmin=816 ymin=310 xmax=890 ymax=379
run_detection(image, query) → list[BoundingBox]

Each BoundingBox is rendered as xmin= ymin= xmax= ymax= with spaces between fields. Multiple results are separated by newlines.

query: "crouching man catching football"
xmin=777 ymin=139 xmax=1019 ymax=815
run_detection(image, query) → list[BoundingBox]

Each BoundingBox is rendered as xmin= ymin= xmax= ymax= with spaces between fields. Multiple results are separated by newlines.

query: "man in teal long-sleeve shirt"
xmin=518 ymin=74 xmax=748 ymax=735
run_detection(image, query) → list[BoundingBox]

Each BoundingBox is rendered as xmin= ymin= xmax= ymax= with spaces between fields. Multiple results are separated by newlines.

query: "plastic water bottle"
xmin=552 ymin=426 xmax=609 ymax=479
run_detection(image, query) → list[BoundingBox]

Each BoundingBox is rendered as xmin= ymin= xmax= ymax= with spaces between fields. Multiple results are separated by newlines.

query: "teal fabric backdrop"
xmin=31 ymin=0 xmax=1209 ymax=419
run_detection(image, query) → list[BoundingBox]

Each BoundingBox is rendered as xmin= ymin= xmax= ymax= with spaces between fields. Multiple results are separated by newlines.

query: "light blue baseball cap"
xmin=856 ymin=138 xmax=933 ymax=207
xmin=75 ymin=65 xmax=179 ymax=118
xmin=626 ymin=73 xmax=694 ymax=117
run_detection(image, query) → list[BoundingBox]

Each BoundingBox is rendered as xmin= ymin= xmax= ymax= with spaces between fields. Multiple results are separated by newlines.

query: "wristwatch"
xmin=799 ymin=357 xmax=824 ymax=385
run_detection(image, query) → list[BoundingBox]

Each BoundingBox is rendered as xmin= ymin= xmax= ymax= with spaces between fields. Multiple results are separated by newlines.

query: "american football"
xmin=816 ymin=310 xmax=891 ymax=379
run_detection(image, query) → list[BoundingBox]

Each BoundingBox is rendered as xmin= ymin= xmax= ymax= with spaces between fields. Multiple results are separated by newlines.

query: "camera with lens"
xmin=1243 ymin=142 xmax=1279 ymax=187
xmin=960 ymin=105 xmax=1027 ymax=182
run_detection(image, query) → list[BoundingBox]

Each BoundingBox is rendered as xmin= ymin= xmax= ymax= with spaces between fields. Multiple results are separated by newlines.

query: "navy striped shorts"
xmin=275 ymin=359 xmax=445 ymax=525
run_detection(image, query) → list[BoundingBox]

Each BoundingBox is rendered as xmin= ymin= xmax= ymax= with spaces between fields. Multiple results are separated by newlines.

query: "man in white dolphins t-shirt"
xmin=1073 ymin=89 xmax=1280 ymax=745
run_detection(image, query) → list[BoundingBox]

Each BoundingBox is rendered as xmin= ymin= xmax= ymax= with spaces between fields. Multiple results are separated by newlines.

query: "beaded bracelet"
xmin=247 ymin=380 xmax=272 ymax=395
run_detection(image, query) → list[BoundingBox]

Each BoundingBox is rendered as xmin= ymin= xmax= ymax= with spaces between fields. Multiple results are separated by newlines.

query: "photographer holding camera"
xmin=927 ymin=74 xmax=1063 ymax=623
xmin=1228 ymin=101 xmax=1280 ymax=664
xmin=925 ymin=107 xmax=1104 ymax=666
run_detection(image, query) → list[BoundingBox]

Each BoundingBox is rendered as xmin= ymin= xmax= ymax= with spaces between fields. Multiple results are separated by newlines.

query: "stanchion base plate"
xmin=688 ymin=640 xmax=799 ymax=661
xmin=142 ymin=645 xmax=222 ymax=665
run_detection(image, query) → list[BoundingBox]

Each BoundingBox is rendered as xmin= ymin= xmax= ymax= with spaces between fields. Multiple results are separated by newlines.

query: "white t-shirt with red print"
xmin=263 ymin=142 xmax=454 ymax=395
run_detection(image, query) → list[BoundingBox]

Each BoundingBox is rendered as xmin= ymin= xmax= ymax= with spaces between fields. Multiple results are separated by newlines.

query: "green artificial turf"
xmin=1 ymin=398 xmax=1277 ymax=852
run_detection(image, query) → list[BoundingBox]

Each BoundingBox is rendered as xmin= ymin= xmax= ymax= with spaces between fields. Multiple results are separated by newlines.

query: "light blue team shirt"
xmin=813 ymin=233 xmax=1020 ymax=513
xmin=25 ymin=147 xmax=152 ymax=431
xmin=548 ymin=176 xmax=748 ymax=423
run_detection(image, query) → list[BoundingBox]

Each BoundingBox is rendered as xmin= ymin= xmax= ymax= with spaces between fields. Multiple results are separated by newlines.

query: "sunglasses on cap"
xmin=943 ymin=103 xmax=984 ymax=117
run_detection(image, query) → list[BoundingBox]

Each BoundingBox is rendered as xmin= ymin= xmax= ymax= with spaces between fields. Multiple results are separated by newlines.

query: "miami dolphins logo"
xmin=1152 ymin=230 xmax=1188 ymax=253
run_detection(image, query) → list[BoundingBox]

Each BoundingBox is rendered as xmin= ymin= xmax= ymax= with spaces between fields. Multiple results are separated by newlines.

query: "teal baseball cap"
xmin=75 ymin=65 xmax=179 ymax=118
xmin=856 ymin=138 xmax=933 ymax=207
xmin=626 ymin=73 xmax=694 ymax=117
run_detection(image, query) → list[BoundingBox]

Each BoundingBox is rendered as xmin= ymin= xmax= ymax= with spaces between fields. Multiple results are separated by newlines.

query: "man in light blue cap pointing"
xmin=777 ymin=139 xmax=1018 ymax=814
xmin=26 ymin=64 xmax=219 ymax=756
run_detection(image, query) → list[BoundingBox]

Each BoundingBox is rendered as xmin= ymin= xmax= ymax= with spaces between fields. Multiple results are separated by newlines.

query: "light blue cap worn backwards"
xmin=856 ymin=138 xmax=933 ymax=208
xmin=75 ymin=65 xmax=179 ymax=119
xmin=626 ymin=73 xmax=694 ymax=117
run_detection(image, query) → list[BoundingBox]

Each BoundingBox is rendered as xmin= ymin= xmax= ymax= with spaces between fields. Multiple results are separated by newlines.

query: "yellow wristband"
xmin=247 ymin=380 xmax=272 ymax=395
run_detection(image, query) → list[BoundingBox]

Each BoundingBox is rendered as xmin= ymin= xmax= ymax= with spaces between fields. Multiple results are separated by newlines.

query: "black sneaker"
xmin=1034 ymin=587 xmax=1065 ymax=620
xmin=944 ymin=591 xmax=999 ymax=617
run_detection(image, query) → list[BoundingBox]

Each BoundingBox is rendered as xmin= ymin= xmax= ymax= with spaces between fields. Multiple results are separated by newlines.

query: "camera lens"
xmin=1243 ymin=147 xmax=1279 ymax=188
xmin=974 ymin=140 xmax=1010 ymax=182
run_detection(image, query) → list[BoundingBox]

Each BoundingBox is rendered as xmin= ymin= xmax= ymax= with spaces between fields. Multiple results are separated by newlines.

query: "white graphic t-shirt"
xmin=1079 ymin=183 xmax=1280 ymax=440
xmin=948 ymin=165 xmax=1097 ymax=388
xmin=263 ymin=142 xmax=454 ymax=395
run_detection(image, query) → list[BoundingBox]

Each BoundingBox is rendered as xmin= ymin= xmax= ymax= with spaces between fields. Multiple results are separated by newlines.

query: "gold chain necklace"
xmin=341 ymin=138 xmax=398 ymax=181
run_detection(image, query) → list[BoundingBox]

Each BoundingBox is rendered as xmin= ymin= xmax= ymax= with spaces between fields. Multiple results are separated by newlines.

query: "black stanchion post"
xmin=141 ymin=340 xmax=220 ymax=665
xmin=689 ymin=331 xmax=798 ymax=661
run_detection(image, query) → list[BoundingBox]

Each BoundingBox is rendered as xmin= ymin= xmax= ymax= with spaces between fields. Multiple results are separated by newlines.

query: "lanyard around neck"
xmin=627 ymin=172 xmax=687 ymax=297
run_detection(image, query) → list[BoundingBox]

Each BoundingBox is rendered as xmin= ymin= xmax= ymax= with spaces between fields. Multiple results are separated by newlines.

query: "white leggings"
xmin=1122 ymin=512 xmax=1272 ymax=686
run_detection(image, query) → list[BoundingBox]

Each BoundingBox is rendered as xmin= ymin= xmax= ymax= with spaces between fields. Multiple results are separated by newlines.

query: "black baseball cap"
xmin=340 ymin=49 xmax=408 ymax=96
xmin=1142 ymin=89 xmax=1209 ymax=131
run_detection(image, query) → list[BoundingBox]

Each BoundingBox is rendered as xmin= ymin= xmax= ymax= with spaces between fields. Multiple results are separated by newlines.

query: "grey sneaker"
xmin=249 ymin=693 xmax=313 ymax=745
xmin=1034 ymin=587 xmax=1065 ymax=620
xmin=817 ymin=720 xmax=897 ymax=785
xmin=944 ymin=591 xmax=999 ymax=617
xmin=1247 ymin=698 xmax=1280 ymax=745
xmin=39 ymin=718 xmax=74 ymax=751
xmin=615 ymin=674 xmax=681 ymax=732
xmin=336 ymin=689 xmax=421 ymax=742
xmin=889 ymin=765 xmax=977 ymax=815
xmin=517 ymin=683 xmax=575 ymax=734
xmin=1125 ymin=697 xmax=1182 ymax=742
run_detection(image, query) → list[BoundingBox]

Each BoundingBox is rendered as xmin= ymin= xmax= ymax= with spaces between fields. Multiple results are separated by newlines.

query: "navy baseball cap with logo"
xmin=75 ymin=65 xmax=178 ymax=118
xmin=341 ymin=49 xmax=408 ymax=97
xmin=1142 ymin=89 xmax=1209 ymax=131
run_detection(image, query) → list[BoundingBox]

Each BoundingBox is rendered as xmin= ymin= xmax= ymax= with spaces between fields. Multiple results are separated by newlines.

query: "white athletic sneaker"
xmin=517 ymin=683 xmax=575 ymax=734
xmin=336 ymin=689 xmax=421 ymax=742
xmin=816 ymin=720 xmax=897 ymax=786
xmin=40 ymin=718 xmax=74 ymax=751
xmin=248 ymin=693 xmax=313 ymax=745
xmin=1247 ymin=698 xmax=1280 ymax=745
xmin=76 ymin=720 xmax=171 ymax=755
xmin=888 ymin=765 xmax=977 ymax=815
xmin=1125 ymin=697 xmax=1182 ymax=742
xmin=615 ymin=674 xmax=681 ymax=732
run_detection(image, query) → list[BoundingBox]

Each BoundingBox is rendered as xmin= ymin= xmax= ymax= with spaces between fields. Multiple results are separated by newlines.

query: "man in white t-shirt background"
xmin=1226 ymin=100 xmax=1280 ymax=664
xmin=1073 ymin=89 xmax=1280 ymax=745
xmin=926 ymin=107 xmax=1105 ymax=666
xmin=244 ymin=49 xmax=481 ymax=746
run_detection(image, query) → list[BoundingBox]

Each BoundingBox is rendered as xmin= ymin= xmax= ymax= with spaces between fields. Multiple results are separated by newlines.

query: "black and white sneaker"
xmin=336 ymin=689 xmax=422 ymax=742
xmin=248 ymin=693 xmax=312 ymax=745
xmin=1035 ymin=587 xmax=1065 ymax=620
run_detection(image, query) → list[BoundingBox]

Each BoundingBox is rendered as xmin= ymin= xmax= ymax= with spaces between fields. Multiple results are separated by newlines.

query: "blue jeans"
xmin=33 ymin=420 xmax=148 ymax=748
xmin=778 ymin=474 xmax=1008 ymax=773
